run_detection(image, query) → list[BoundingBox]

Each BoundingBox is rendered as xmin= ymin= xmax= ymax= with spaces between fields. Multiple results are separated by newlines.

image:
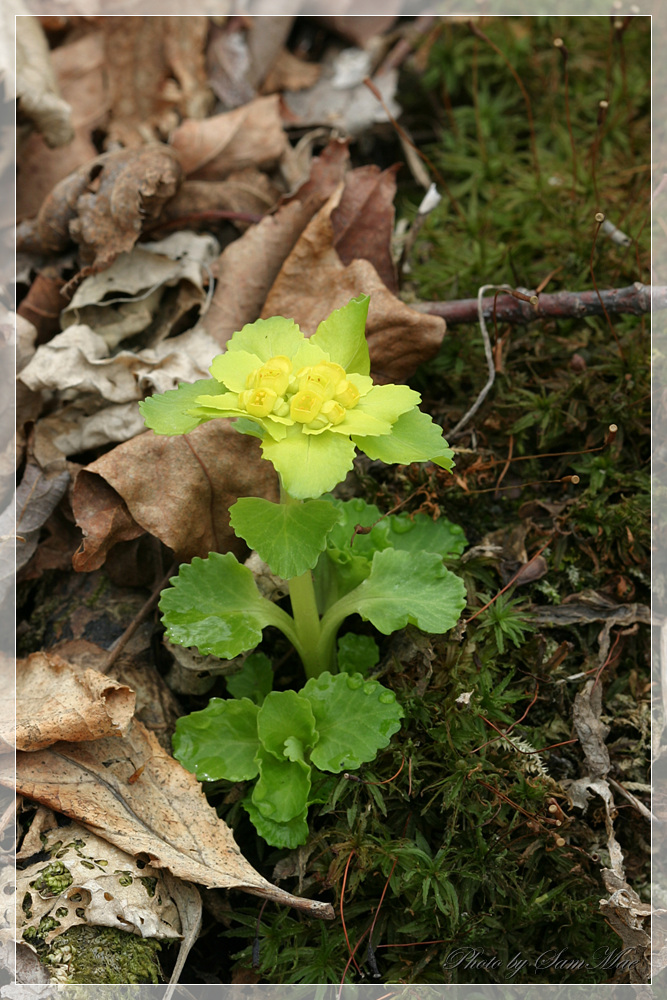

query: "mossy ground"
xmin=171 ymin=16 xmax=649 ymax=986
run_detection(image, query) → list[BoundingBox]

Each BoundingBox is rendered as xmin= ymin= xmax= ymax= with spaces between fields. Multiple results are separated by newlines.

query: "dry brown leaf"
xmin=8 ymin=651 xmax=135 ymax=752
xmin=170 ymin=95 xmax=287 ymax=181
xmin=70 ymin=473 xmax=144 ymax=574
xmin=50 ymin=638 xmax=183 ymax=753
xmin=7 ymin=717 xmax=334 ymax=919
xmin=99 ymin=16 xmax=213 ymax=146
xmin=72 ymin=418 xmax=279 ymax=570
xmin=201 ymin=138 xmax=350 ymax=349
xmin=30 ymin=147 xmax=183 ymax=293
xmin=16 ymin=270 xmax=64 ymax=345
xmin=9 ymin=462 xmax=69 ymax=580
xmin=262 ymin=187 xmax=446 ymax=384
xmin=261 ymin=48 xmax=322 ymax=95
xmin=572 ymin=677 xmax=611 ymax=779
xmin=330 ymin=164 xmax=399 ymax=293
xmin=155 ymin=172 xmax=279 ymax=234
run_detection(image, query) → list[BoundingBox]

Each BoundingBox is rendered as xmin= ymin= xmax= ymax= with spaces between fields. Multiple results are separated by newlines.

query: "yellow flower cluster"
xmin=237 ymin=355 xmax=361 ymax=430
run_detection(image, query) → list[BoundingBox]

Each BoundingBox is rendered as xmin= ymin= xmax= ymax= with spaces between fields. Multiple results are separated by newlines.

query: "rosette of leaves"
xmin=172 ymin=671 xmax=404 ymax=848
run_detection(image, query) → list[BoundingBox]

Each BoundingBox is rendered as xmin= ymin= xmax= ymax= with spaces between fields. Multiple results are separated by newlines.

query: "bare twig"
xmin=419 ymin=282 xmax=660 ymax=327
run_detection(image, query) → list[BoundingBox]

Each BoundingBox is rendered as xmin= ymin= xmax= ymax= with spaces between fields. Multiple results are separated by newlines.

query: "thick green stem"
xmin=280 ymin=485 xmax=333 ymax=678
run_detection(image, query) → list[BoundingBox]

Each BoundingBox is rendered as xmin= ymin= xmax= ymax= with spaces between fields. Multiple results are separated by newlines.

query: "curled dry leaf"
xmin=72 ymin=418 xmax=279 ymax=571
xmin=6 ymin=651 xmax=135 ymax=752
xmin=31 ymin=401 xmax=148 ymax=477
xmin=18 ymin=818 xmax=182 ymax=944
xmin=154 ymin=172 xmax=280 ymax=234
xmin=201 ymin=138 xmax=350 ymax=349
xmin=572 ymin=677 xmax=611 ymax=780
xmin=100 ymin=16 xmax=213 ymax=146
xmin=30 ymin=147 xmax=182 ymax=289
xmin=17 ymin=269 xmax=65 ymax=346
xmin=7 ymin=717 xmax=334 ymax=919
xmin=262 ymin=185 xmax=446 ymax=384
xmin=9 ymin=463 xmax=70 ymax=579
xmin=261 ymin=47 xmax=322 ymax=96
xmin=70 ymin=473 xmax=144 ymax=574
xmin=20 ymin=325 xmax=221 ymax=404
xmin=170 ymin=95 xmax=287 ymax=181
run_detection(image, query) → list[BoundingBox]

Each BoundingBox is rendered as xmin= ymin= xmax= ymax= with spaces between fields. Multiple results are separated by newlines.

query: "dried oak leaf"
xmin=5 ymin=650 xmax=135 ymax=752
xmin=32 ymin=147 xmax=183 ymax=288
xmin=170 ymin=94 xmax=287 ymax=181
xmin=99 ymin=16 xmax=213 ymax=146
xmin=201 ymin=138 xmax=350 ymax=350
xmin=71 ymin=418 xmax=279 ymax=571
xmin=7 ymin=717 xmax=334 ymax=918
xmin=330 ymin=163 xmax=399 ymax=293
xmin=262 ymin=186 xmax=446 ymax=384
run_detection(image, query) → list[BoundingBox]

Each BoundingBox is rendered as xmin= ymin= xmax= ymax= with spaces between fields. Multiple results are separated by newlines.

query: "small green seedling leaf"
xmin=252 ymin=748 xmax=311 ymax=823
xmin=140 ymin=379 xmax=226 ymax=435
xmin=225 ymin=652 xmax=273 ymax=705
xmin=257 ymin=691 xmax=318 ymax=761
xmin=337 ymin=633 xmax=380 ymax=676
xmin=346 ymin=548 xmax=466 ymax=636
xmin=159 ymin=552 xmax=295 ymax=659
xmin=301 ymin=672 xmax=403 ymax=773
xmin=229 ymin=497 xmax=342 ymax=579
xmin=383 ymin=512 xmax=467 ymax=560
xmin=242 ymin=795 xmax=309 ymax=850
xmin=172 ymin=697 xmax=259 ymax=782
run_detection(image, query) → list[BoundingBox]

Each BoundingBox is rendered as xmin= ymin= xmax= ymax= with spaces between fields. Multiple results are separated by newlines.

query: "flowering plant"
xmin=140 ymin=295 xmax=467 ymax=846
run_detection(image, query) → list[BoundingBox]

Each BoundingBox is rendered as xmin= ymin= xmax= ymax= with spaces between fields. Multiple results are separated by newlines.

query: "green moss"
xmin=31 ymin=860 xmax=73 ymax=897
xmin=40 ymin=926 xmax=162 ymax=984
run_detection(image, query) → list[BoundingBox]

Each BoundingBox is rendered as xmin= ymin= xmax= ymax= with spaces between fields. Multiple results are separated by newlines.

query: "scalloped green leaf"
xmin=382 ymin=512 xmax=467 ymax=559
xmin=229 ymin=497 xmax=342 ymax=579
xmin=309 ymin=294 xmax=371 ymax=375
xmin=354 ymin=406 xmax=454 ymax=470
xmin=262 ymin=424 xmax=356 ymax=500
xmin=139 ymin=379 xmax=225 ymax=435
xmin=172 ymin=697 xmax=259 ymax=782
xmin=209 ymin=349 xmax=262 ymax=391
xmin=336 ymin=633 xmax=380 ymax=676
xmin=301 ymin=671 xmax=403 ymax=773
xmin=342 ymin=548 xmax=466 ymax=636
xmin=159 ymin=552 xmax=295 ymax=659
xmin=227 ymin=315 xmax=304 ymax=361
xmin=242 ymin=794 xmax=309 ymax=849
xmin=252 ymin=747 xmax=311 ymax=823
xmin=225 ymin=652 xmax=274 ymax=705
xmin=257 ymin=690 xmax=318 ymax=761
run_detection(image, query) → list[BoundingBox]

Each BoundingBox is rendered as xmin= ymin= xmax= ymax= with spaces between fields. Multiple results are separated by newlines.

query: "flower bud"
xmin=290 ymin=389 xmax=323 ymax=423
xmin=254 ymin=356 xmax=292 ymax=396
xmin=334 ymin=379 xmax=360 ymax=408
xmin=241 ymin=387 xmax=278 ymax=417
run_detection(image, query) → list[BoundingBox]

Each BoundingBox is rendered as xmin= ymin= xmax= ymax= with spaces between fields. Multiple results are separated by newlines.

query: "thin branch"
xmin=420 ymin=282 xmax=660 ymax=327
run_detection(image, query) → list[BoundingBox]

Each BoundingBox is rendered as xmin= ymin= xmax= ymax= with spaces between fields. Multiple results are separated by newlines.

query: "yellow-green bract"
xmin=139 ymin=295 xmax=454 ymax=499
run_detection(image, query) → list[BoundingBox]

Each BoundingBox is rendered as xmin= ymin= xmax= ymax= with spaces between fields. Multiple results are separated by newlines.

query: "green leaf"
xmin=343 ymin=384 xmax=421 ymax=433
xmin=336 ymin=633 xmax=380 ymax=676
xmin=227 ymin=316 xmax=304 ymax=362
xmin=383 ymin=512 xmax=467 ymax=560
xmin=354 ymin=407 xmax=455 ymax=470
xmin=341 ymin=548 xmax=467 ymax=636
xmin=310 ymin=295 xmax=371 ymax=375
xmin=326 ymin=497 xmax=380 ymax=551
xmin=139 ymin=379 xmax=225 ymax=435
xmin=262 ymin=424 xmax=356 ymax=500
xmin=300 ymin=672 xmax=403 ymax=773
xmin=172 ymin=698 xmax=259 ymax=782
xmin=226 ymin=652 xmax=273 ymax=705
xmin=242 ymin=795 xmax=309 ymax=849
xmin=257 ymin=690 xmax=318 ymax=760
xmin=252 ymin=747 xmax=311 ymax=823
xmin=209 ymin=349 xmax=262 ymax=391
xmin=229 ymin=497 xmax=342 ymax=579
xmin=159 ymin=552 xmax=296 ymax=659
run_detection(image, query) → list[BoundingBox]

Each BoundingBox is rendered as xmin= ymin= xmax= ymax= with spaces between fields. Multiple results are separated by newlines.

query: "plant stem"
xmin=280 ymin=485 xmax=331 ymax=678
